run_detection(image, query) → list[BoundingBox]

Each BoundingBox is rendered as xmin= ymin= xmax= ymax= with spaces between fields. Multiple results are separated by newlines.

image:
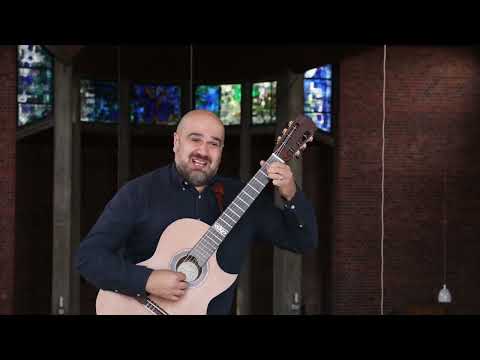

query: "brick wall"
xmin=335 ymin=46 xmax=480 ymax=314
xmin=0 ymin=46 xmax=16 ymax=314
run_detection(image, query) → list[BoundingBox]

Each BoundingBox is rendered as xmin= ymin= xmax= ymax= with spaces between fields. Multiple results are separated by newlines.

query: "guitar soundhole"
xmin=176 ymin=256 xmax=202 ymax=283
xmin=170 ymin=251 xmax=208 ymax=288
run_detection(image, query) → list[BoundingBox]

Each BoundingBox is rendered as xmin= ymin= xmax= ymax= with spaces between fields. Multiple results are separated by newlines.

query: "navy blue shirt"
xmin=75 ymin=163 xmax=318 ymax=314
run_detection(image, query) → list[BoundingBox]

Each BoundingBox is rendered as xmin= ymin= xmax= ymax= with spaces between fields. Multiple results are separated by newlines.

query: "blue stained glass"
xmin=17 ymin=45 xmax=54 ymax=127
xmin=308 ymin=112 xmax=331 ymax=133
xmin=195 ymin=85 xmax=220 ymax=114
xmin=18 ymin=68 xmax=53 ymax=104
xmin=304 ymin=64 xmax=332 ymax=79
xmin=80 ymin=80 xmax=119 ymax=123
xmin=130 ymin=84 xmax=181 ymax=125
xmin=304 ymin=65 xmax=333 ymax=132
xmin=18 ymin=104 xmax=52 ymax=126
xmin=17 ymin=45 xmax=53 ymax=68
xmin=304 ymin=79 xmax=332 ymax=113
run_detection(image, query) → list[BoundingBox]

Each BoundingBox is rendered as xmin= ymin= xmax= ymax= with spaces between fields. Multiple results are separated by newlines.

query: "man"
xmin=75 ymin=110 xmax=318 ymax=314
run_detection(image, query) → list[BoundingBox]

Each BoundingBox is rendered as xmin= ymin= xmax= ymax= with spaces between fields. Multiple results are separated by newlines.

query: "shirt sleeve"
xmin=74 ymin=182 xmax=153 ymax=298
xmin=253 ymin=184 xmax=319 ymax=253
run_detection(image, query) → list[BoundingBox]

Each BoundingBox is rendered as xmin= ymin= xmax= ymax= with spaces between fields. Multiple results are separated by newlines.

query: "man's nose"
xmin=196 ymin=141 xmax=208 ymax=155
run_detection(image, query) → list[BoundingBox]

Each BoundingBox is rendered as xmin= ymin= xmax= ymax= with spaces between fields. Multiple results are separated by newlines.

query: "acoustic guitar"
xmin=96 ymin=114 xmax=317 ymax=315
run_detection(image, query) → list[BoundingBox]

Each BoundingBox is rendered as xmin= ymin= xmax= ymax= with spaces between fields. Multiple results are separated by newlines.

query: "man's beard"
xmin=176 ymin=154 xmax=218 ymax=187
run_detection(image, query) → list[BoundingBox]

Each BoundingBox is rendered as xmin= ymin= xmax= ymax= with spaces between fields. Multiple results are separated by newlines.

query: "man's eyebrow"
xmin=187 ymin=133 xmax=223 ymax=144
xmin=211 ymin=136 xmax=223 ymax=144
xmin=187 ymin=132 xmax=203 ymax=138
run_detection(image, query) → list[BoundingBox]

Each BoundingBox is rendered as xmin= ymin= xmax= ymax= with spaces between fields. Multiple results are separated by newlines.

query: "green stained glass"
xmin=195 ymin=85 xmax=220 ymax=115
xmin=18 ymin=68 xmax=53 ymax=104
xmin=252 ymin=81 xmax=276 ymax=125
xmin=18 ymin=104 xmax=52 ymax=127
xmin=17 ymin=45 xmax=54 ymax=127
xmin=219 ymin=84 xmax=241 ymax=125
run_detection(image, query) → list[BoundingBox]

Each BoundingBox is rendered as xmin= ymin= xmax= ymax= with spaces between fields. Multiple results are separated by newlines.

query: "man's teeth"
xmin=192 ymin=159 xmax=207 ymax=165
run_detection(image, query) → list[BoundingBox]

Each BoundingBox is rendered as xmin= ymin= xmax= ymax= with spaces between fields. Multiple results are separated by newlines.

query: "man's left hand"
xmin=260 ymin=160 xmax=296 ymax=201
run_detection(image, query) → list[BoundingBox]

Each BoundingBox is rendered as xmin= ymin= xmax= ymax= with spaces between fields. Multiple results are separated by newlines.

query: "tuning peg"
xmin=276 ymin=136 xmax=282 ymax=144
xmin=288 ymin=121 xmax=293 ymax=127
xmin=300 ymin=144 xmax=307 ymax=150
xmin=308 ymin=135 xmax=314 ymax=142
xmin=282 ymin=128 xmax=288 ymax=135
xmin=294 ymin=150 xmax=301 ymax=158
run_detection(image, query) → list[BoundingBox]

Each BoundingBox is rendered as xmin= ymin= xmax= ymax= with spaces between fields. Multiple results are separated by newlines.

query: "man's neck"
xmin=195 ymin=185 xmax=206 ymax=193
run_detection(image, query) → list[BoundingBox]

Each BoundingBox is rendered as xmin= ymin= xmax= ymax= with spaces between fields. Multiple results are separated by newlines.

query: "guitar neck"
xmin=191 ymin=153 xmax=284 ymax=265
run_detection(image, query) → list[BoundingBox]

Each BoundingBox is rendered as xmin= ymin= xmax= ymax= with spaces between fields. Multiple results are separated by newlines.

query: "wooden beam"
xmin=52 ymin=61 xmax=73 ymax=314
xmin=70 ymin=71 xmax=81 ymax=314
xmin=45 ymin=45 xmax=84 ymax=65
xmin=236 ymin=81 xmax=253 ymax=315
xmin=273 ymin=70 xmax=304 ymax=315
xmin=117 ymin=47 xmax=131 ymax=189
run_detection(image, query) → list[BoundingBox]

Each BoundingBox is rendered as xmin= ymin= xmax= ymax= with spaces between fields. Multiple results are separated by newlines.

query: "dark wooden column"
xmin=52 ymin=60 xmax=76 ymax=314
xmin=117 ymin=47 xmax=131 ymax=189
xmin=273 ymin=70 xmax=304 ymax=315
xmin=70 ymin=71 xmax=81 ymax=314
xmin=236 ymin=81 xmax=252 ymax=314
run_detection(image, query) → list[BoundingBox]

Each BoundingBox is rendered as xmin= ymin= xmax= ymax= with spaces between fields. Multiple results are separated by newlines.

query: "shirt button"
xmin=291 ymin=204 xmax=295 ymax=210
xmin=182 ymin=187 xmax=186 ymax=191
xmin=114 ymin=290 xmax=119 ymax=293
xmin=137 ymin=294 xmax=141 ymax=297
xmin=198 ymin=195 xmax=202 ymax=199
xmin=299 ymin=224 xmax=303 ymax=229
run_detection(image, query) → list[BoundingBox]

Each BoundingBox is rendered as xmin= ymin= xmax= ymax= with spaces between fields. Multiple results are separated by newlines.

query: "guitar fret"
xmin=207 ymin=230 xmax=223 ymax=243
xmin=198 ymin=240 xmax=214 ymax=253
xmin=201 ymin=239 xmax=216 ymax=251
xmin=242 ymin=190 xmax=254 ymax=200
xmin=247 ymin=183 xmax=259 ymax=193
xmin=218 ymin=217 xmax=232 ymax=228
xmin=223 ymin=212 xmax=236 ymax=223
xmin=232 ymin=201 xmax=245 ymax=212
xmin=253 ymin=177 xmax=264 ymax=186
xmin=228 ymin=207 xmax=241 ymax=218
xmin=237 ymin=196 xmax=248 ymax=206
xmin=194 ymin=245 xmax=210 ymax=258
xmin=259 ymin=170 xmax=268 ymax=177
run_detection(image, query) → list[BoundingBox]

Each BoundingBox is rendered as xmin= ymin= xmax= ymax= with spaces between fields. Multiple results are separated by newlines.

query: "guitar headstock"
xmin=273 ymin=114 xmax=316 ymax=162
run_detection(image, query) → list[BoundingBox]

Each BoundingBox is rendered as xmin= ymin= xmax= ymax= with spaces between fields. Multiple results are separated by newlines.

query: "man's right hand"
xmin=145 ymin=269 xmax=188 ymax=301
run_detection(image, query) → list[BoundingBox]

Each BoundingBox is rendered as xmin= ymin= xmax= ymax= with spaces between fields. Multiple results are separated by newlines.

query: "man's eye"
xmin=209 ymin=142 xmax=220 ymax=147
xmin=191 ymin=138 xmax=201 ymax=142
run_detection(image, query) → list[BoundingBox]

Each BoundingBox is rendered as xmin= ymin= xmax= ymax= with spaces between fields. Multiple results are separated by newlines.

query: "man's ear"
xmin=173 ymin=132 xmax=179 ymax=153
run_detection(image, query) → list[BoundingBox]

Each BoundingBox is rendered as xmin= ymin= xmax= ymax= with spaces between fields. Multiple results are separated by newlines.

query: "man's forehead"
xmin=181 ymin=118 xmax=224 ymax=139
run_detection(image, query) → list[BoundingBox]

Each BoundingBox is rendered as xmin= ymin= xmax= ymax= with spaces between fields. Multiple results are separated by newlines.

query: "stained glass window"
xmin=195 ymin=84 xmax=241 ymax=125
xmin=252 ymin=81 xmax=276 ymax=125
xmin=80 ymin=80 xmax=119 ymax=123
xmin=17 ymin=45 xmax=54 ymax=127
xmin=130 ymin=84 xmax=181 ymax=125
xmin=304 ymin=64 xmax=332 ymax=132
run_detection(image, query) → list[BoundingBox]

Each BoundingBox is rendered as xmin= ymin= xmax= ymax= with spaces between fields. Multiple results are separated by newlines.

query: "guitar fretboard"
xmin=190 ymin=153 xmax=283 ymax=265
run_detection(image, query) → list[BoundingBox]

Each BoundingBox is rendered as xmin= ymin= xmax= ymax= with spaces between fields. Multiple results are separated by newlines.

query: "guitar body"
xmin=96 ymin=218 xmax=238 ymax=315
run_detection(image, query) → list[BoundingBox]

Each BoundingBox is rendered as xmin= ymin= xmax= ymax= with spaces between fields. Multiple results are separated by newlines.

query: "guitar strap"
xmin=212 ymin=182 xmax=224 ymax=212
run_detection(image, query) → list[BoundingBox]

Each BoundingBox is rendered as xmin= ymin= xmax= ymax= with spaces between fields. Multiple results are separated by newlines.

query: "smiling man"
xmin=75 ymin=110 xmax=318 ymax=314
